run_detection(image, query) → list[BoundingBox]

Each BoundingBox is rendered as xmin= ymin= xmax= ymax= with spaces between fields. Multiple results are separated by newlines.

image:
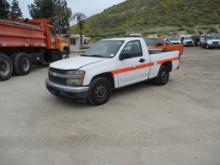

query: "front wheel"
xmin=153 ymin=65 xmax=170 ymax=86
xmin=62 ymin=53 xmax=69 ymax=59
xmin=62 ymin=49 xmax=70 ymax=59
xmin=88 ymin=77 xmax=112 ymax=105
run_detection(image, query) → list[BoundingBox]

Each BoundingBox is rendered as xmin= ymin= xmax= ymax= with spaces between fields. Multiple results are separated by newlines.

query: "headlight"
xmin=66 ymin=70 xmax=85 ymax=86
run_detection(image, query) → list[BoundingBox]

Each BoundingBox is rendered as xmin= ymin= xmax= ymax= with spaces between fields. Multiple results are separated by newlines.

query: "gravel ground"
xmin=0 ymin=47 xmax=220 ymax=165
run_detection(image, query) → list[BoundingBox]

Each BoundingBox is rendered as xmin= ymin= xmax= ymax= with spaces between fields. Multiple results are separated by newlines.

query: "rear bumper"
xmin=46 ymin=79 xmax=89 ymax=100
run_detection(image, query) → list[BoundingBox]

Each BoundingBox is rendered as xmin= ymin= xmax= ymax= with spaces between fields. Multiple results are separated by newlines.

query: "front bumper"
xmin=46 ymin=79 xmax=89 ymax=100
xmin=207 ymin=44 xmax=220 ymax=48
xmin=183 ymin=42 xmax=193 ymax=47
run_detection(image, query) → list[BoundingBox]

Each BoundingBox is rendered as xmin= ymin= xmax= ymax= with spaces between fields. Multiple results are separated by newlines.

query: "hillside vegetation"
xmin=71 ymin=0 xmax=220 ymax=36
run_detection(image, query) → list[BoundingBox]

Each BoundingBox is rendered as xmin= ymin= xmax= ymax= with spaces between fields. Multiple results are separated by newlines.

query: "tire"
xmin=13 ymin=53 xmax=32 ymax=75
xmin=62 ymin=49 xmax=70 ymax=59
xmin=153 ymin=65 xmax=170 ymax=86
xmin=10 ymin=53 xmax=18 ymax=75
xmin=0 ymin=53 xmax=13 ymax=81
xmin=88 ymin=77 xmax=112 ymax=105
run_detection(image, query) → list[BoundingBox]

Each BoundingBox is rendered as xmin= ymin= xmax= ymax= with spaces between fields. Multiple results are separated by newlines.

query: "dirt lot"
xmin=0 ymin=48 xmax=220 ymax=165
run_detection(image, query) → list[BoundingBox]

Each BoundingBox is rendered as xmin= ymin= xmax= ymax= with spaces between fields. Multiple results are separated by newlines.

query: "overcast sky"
xmin=8 ymin=0 xmax=126 ymax=18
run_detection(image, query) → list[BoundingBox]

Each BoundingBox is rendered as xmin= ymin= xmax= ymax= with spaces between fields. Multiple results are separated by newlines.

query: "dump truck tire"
xmin=13 ymin=53 xmax=32 ymax=75
xmin=0 ymin=53 xmax=13 ymax=81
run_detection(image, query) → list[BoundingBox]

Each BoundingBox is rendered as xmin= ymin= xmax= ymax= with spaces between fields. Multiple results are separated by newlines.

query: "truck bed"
xmin=0 ymin=19 xmax=46 ymax=48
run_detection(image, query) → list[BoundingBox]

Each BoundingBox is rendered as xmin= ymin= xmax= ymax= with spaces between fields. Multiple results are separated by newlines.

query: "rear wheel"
xmin=0 ymin=53 xmax=13 ymax=81
xmin=88 ymin=77 xmax=112 ymax=105
xmin=62 ymin=48 xmax=70 ymax=59
xmin=153 ymin=65 xmax=170 ymax=86
xmin=13 ymin=53 xmax=32 ymax=75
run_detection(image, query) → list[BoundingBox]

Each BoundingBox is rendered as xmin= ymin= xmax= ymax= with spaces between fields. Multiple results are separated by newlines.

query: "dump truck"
xmin=0 ymin=18 xmax=70 ymax=81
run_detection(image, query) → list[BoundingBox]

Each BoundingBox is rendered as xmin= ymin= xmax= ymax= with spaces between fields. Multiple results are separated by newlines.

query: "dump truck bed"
xmin=0 ymin=19 xmax=46 ymax=48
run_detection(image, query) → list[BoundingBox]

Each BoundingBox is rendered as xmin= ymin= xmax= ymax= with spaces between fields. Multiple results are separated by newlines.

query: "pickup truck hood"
xmin=50 ymin=56 xmax=105 ymax=70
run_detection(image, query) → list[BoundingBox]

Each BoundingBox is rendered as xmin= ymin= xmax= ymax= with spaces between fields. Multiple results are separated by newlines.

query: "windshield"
xmin=183 ymin=37 xmax=192 ymax=40
xmin=207 ymin=35 xmax=220 ymax=39
xmin=81 ymin=40 xmax=124 ymax=58
xmin=145 ymin=38 xmax=157 ymax=46
xmin=168 ymin=37 xmax=179 ymax=41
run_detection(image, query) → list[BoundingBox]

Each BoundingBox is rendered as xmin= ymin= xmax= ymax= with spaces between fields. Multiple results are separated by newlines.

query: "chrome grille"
xmin=49 ymin=68 xmax=66 ymax=85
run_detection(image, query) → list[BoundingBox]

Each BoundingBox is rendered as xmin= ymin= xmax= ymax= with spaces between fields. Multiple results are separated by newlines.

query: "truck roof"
xmin=102 ymin=37 xmax=142 ymax=42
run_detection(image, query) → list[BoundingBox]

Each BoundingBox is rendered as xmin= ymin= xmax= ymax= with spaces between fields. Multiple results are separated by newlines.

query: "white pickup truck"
xmin=46 ymin=38 xmax=180 ymax=105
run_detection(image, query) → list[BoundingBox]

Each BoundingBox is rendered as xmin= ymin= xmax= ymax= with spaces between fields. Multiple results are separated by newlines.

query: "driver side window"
xmin=121 ymin=41 xmax=142 ymax=59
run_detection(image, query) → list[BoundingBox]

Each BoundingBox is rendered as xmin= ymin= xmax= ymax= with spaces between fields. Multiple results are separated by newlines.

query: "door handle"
xmin=139 ymin=58 xmax=145 ymax=63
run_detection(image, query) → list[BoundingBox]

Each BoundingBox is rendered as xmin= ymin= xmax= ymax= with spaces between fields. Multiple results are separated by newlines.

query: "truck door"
xmin=116 ymin=40 xmax=150 ymax=87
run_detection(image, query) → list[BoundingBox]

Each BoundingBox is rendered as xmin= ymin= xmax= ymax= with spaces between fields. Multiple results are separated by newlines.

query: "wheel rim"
xmin=0 ymin=60 xmax=10 ymax=76
xmin=62 ymin=54 xmax=68 ymax=59
xmin=161 ymin=71 xmax=168 ymax=83
xmin=94 ymin=85 xmax=107 ymax=99
xmin=20 ymin=57 xmax=30 ymax=72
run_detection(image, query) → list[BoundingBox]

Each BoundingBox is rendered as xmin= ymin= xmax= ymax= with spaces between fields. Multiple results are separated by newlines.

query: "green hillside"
xmin=71 ymin=0 xmax=220 ymax=36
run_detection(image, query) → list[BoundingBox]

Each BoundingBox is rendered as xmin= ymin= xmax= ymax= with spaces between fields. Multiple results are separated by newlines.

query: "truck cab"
xmin=144 ymin=37 xmax=164 ymax=49
xmin=180 ymin=35 xmax=194 ymax=47
xmin=166 ymin=37 xmax=181 ymax=44
xmin=205 ymin=34 xmax=220 ymax=49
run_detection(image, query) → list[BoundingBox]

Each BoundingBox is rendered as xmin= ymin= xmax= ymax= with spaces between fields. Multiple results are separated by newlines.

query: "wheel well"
xmin=161 ymin=61 xmax=172 ymax=72
xmin=92 ymin=72 xmax=115 ymax=89
xmin=64 ymin=47 xmax=70 ymax=51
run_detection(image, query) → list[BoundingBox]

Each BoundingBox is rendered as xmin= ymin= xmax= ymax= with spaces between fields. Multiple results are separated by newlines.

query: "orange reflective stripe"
xmin=135 ymin=62 xmax=154 ymax=70
xmin=112 ymin=57 xmax=179 ymax=75
xmin=156 ymin=57 xmax=179 ymax=65
xmin=112 ymin=67 xmax=133 ymax=75
xmin=112 ymin=62 xmax=154 ymax=75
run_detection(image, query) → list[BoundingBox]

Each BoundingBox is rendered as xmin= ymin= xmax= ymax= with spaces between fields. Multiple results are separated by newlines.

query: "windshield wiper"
xmin=81 ymin=54 xmax=90 ymax=57
xmin=81 ymin=54 xmax=108 ymax=58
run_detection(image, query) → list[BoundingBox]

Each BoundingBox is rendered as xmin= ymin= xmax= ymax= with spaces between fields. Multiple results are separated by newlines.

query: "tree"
xmin=28 ymin=0 xmax=54 ymax=19
xmin=53 ymin=4 xmax=72 ymax=34
xmin=71 ymin=13 xmax=86 ymax=45
xmin=208 ymin=26 xmax=218 ymax=34
xmin=10 ymin=0 xmax=22 ymax=18
xmin=28 ymin=0 xmax=72 ymax=34
xmin=0 ymin=0 xmax=10 ymax=19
